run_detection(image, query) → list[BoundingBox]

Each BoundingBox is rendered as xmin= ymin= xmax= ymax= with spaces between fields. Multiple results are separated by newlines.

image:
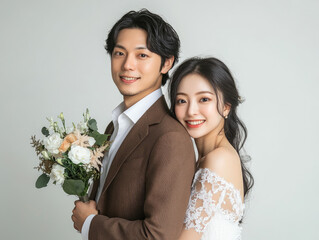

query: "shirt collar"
xmin=111 ymin=102 xmax=125 ymax=127
xmin=112 ymin=88 xmax=163 ymax=125
xmin=125 ymin=88 xmax=162 ymax=123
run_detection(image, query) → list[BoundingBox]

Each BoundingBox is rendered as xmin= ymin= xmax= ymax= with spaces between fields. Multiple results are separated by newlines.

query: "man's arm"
xmin=89 ymin=131 xmax=195 ymax=240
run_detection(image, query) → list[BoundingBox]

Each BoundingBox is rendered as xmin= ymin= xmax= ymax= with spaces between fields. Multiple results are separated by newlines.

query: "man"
xmin=72 ymin=9 xmax=195 ymax=240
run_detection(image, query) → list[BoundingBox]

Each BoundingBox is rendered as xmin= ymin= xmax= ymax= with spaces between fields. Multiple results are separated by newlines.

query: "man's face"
xmin=111 ymin=28 xmax=167 ymax=108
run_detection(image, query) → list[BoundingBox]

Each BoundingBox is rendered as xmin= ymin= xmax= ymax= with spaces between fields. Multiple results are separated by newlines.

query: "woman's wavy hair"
xmin=169 ymin=57 xmax=254 ymax=198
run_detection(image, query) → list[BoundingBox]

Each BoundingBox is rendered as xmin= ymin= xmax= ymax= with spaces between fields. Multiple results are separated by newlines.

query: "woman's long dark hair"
xmin=169 ymin=57 xmax=254 ymax=198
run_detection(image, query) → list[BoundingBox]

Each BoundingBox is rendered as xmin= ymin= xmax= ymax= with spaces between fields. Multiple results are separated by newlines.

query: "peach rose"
xmin=58 ymin=133 xmax=77 ymax=153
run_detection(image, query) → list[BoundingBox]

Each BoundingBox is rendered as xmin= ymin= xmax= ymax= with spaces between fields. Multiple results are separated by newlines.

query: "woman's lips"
xmin=120 ymin=76 xmax=140 ymax=84
xmin=185 ymin=120 xmax=205 ymax=128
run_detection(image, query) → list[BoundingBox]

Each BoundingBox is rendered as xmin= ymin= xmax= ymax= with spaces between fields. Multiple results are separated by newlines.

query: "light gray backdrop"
xmin=1 ymin=0 xmax=318 ymax=239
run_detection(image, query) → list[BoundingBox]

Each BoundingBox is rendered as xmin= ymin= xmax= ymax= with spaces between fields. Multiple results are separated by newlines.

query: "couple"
xmin=71 ymin=9 xmax=253 ymax=240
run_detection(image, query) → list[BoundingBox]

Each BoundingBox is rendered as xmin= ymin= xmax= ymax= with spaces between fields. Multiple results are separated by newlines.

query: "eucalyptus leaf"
xmin=62 ymin=179 xmax=85 ymax=196
xmin=88 ymin=119 xmax=98 ymax=131
xmin=41 ymin=127 xmax=50 ymax=137
xmin=89 ymin=131 xmax=108 ymax=146
xmin=35 ymin=173 xmax=50 ymax=188
xmin=88 ymin=130 xmax=99 ymax=138
xmin=95 ymin=134 xmax=109 ymax=146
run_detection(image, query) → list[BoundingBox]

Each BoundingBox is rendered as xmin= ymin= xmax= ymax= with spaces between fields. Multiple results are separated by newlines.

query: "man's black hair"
xmin=105 ymin=9 xmax=180 ymax=86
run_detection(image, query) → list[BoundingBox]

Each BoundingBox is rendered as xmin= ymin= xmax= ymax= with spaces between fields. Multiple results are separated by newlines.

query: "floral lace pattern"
xmin=184 ymin=168 xmax=244 ymax=233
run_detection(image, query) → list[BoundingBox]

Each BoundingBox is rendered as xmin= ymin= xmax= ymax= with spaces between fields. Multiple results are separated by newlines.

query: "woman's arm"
xmin=178 ymin=148 xmax=244 ymax=240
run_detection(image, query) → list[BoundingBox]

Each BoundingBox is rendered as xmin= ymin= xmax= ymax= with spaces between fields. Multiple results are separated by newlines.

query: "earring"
xmin=225 ymin=115 xmax=228 ymax=119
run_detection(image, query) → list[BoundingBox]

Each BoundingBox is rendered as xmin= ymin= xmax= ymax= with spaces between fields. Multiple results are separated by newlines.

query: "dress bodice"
xmin=184 ymin=168 xmax=244 ymax=240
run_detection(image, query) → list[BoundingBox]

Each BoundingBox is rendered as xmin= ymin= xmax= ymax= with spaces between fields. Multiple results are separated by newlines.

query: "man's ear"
xmin=160 ymin=56 xmax=174 ymax=74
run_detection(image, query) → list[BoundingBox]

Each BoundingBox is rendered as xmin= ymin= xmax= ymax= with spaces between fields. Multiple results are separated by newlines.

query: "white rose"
xmin=77 ymin=122 xmax=88 ymax=133
xmin=43 ymin=133 xmax=63 ymax=154
xmin=50 ymin=164 xmax=65 ymax=185
xmin=88 ymin=137 xmax=96 ymax=147
xmin=68 ymin=145 xmax=91 ymax=164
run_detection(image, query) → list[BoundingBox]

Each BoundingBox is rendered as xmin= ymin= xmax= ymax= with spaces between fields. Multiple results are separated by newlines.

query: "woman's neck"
xmin=195 ymin=123 xmax=226 ymax=159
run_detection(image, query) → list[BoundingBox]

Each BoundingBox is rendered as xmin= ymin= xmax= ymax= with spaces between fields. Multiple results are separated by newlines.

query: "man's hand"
xmin=72 ymin=200 xmax=98 ymax=233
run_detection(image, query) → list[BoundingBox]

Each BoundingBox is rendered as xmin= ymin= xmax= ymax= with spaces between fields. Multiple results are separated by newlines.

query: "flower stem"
xmin=79 ymin=194 xmax=89 ymax=203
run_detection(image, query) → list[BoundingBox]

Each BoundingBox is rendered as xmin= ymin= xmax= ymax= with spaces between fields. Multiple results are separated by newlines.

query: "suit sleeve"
xmin=88 ymin=131 xmax=196 ymax=240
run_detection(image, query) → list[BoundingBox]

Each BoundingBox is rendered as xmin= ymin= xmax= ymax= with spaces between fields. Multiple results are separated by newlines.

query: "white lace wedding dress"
xmin=184 ymin=168 xmax=244 ymax=240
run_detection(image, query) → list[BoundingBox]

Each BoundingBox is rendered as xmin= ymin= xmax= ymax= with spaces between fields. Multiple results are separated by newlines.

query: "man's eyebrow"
xmin=114 ymin=44 xmax=148 ymax=50
xmin=136 ymin=46 xmax=147 ymax=50
xmin=114 ymin=44 xmax=126 ymax=50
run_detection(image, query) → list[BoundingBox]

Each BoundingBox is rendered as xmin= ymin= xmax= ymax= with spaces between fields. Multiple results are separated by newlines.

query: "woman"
xmin=169 ymin=57 xmax=254 ymax=240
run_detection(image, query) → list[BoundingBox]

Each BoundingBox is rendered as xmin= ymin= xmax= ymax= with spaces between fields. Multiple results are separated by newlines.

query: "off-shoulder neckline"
xmin=195 ymin=167 xmax=244 ymax=203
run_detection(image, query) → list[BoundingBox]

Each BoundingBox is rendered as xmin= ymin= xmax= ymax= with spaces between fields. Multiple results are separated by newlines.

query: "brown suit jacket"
xmin=89 ymin=96 xmax=195 ymax=240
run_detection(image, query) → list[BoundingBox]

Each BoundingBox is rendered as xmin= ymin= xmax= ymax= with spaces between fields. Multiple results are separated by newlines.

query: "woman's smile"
xmin=185 ymin=120 xmax=206 ymax=128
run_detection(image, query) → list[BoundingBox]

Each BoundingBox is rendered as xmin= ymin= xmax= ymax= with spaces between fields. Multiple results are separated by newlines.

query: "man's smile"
xmin=120 ymin=75 xmax=140 ymax=84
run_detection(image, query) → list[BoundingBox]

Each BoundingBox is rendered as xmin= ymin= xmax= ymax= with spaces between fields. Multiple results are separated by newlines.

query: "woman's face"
xmin=174 ymin=73 xmax=227 ymax=139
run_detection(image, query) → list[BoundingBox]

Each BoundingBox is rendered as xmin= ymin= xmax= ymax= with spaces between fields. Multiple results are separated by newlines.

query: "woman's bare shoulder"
xmin=199 ymin=147 xmax=242 ymax=188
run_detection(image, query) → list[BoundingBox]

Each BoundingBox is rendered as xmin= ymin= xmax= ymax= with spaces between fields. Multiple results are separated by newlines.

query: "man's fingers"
xmin=74 ymin=200 xmax=81 ymax=206
xmin=72 ymin=215 xmax=80 ymax=232
xmin=89 ymin=200 xmax=97 ymax=207
xmin=71 ymin=215 xmax=77 ymax=229
xmin=73 ymin=222 xmax=78 ymax=231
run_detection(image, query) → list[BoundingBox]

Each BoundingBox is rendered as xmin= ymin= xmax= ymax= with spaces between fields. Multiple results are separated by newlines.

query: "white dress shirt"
xmin=81 ymin=88 xmax=163 ymax=240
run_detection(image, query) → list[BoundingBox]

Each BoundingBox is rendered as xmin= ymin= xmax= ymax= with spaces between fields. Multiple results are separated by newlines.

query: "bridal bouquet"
xmin=31 ymin=109 xmax=110 ymax=202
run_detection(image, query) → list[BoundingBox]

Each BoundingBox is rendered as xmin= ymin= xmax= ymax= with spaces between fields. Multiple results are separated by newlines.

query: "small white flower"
xmin=48 ymin=125 xmax=54 ymax=133
xmin=66 ymin=126 xmax=75 ymax=134
xmin=56 ymin=158 xmax=63 ymax=165
xmin=84 ymin=109 xmax=90 ymax=122
xmin=77 ymin=122 xmax=88 ymax=133
xmin=58 ymin=112 xmax=64 ymax=121
xmin=43 ymin=133 xmax=63 ymax=154
xmin=47 ymin=117 xmax=54 ymax=126
xmin=50 ymin=164 xmax=65 ymax=185
xmin=88 ymin=137 xmax=96 ymax=147
xmin=53 ymin=122 xmax=59 ymax=129
xmin=41 ymin=151 xmax=50 ymax=160
xmin=68 ymin=145 xmax=91 ymax=164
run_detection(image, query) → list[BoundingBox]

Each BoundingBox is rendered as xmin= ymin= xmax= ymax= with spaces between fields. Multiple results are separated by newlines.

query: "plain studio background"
xmin=1 ymin=0 xmax=318 ymax=239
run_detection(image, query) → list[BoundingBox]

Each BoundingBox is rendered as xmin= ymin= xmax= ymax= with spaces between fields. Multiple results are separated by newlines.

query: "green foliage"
xmin=41 ymin=127 xmax=50 ymax=137
xmin=62 ymin=179 xmax=85 ymax=196
xmin=30 ymin=135 xmax=45 ymax=156
xmin=62 ymin=159 xmax=85 ymax=179
xmin=88 ymin=119 xmax=98 ymax=131
xmin=35 ymin=173 xmax=50 ymax=188
xmin=89 ymin=131 xmax=109 ymax=146
xmin=61 ymin=158 xmax=97 ymax=196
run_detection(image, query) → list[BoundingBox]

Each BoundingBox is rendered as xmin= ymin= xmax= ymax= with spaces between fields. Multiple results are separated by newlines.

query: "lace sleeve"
xmin=184 ymin=168 xmax=244 ymax=233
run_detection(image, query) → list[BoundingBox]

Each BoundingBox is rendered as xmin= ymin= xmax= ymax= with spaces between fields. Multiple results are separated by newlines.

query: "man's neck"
xmin=123 ymin=88 xmax=161 ymax=110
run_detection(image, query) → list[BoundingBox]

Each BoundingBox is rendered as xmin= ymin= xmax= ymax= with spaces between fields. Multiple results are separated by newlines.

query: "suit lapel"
xmin=99 ymin=115 xmax=149 ymax=196
xmin=99 ymin=96 xmax=168 ymax=198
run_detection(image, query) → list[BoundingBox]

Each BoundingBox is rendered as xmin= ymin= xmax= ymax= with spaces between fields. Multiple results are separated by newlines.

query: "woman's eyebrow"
xmin=176 ymin=91 xmax=214 ymax=95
